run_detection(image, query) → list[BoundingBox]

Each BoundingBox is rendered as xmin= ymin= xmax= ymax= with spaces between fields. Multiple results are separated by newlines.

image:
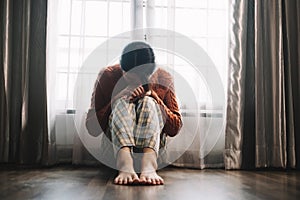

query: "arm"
xmin=150 ymin=83 xmax=183 ymax=137
xmin=94 ymin=76 xmax=112 ymax=133
xmin=94 ymin=67 xmax=138 ymax=132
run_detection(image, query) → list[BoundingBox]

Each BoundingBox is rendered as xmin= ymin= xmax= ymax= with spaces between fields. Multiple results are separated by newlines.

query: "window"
xmin=47 ymin=0 xmax=229 ymax=163
xmin=149 ymin=0 xmax=228 ymax=111
xmin=48 ymin=0 xmax=131 ymax=112
xmin=48 ymin=0 xmax=228 ymax=113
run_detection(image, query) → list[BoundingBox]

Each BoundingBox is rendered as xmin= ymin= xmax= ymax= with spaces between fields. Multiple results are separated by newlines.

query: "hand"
xmin=145 ymin=90 xmax=151 ymax=96
xmin=129 ymin=86 xmax=145 ymax=102
xmin=113 ymin=86 xmax=150 ymax=104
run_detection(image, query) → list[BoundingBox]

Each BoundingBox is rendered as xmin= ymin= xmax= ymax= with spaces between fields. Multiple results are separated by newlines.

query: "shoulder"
xmin=152 ymin=67 xmax=174 ymax=87
xmin=101 ymin=64 xmax=122 ymax=76
xmin=97 ymin=64 xmax=122 ymax=82
xmin=155 ymin=67 xmax=172 ymax=76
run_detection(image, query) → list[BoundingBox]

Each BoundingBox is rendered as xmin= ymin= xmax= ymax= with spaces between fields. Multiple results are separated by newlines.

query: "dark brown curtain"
xmin=0 ymin=0 xmax=48 ymax=164
xmin=225 ymin=0 xmax=300 ymax=169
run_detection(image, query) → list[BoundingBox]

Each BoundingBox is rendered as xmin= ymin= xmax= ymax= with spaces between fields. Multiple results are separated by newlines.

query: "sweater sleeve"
xmin=150 ymin=81 xmax=183 ymax=137
xmin=95 ymin=86 xmax=112 ymax=133
xmin=94 ymin=69 xmax=113 ymax=133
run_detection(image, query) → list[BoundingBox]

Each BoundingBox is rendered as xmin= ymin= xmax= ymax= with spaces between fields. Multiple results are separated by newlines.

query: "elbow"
xmin=165 ymin=118 xmax=183 ymax=137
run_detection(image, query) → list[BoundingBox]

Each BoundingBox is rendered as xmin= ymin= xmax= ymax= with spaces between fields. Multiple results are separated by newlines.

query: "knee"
xmin=112 ymin=97 xmax=128 ymax=109
xmin=138 ymin=96 xmax=156 ymax=107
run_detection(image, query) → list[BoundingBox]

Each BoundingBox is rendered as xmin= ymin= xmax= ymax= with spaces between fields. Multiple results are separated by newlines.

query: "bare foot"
xmin=114 ymin=171 xmax=139 ymax=185
xmin=140 ymin=172 xmax=164 ymax=185
xmin=114 ymin=147 xmax=139 ymax=185
xmin=140 ymin=148 xmax=164 ymax=185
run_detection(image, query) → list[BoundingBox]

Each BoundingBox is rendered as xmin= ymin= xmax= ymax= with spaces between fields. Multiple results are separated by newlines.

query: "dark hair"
xmin=120 ymin=41 xmax=156 ymax=75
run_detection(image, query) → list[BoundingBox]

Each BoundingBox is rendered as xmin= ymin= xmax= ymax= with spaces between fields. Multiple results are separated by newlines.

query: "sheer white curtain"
xmin=145 ymin=0 xmax=228 ymax=168
xmin=47 ymin=0 xmax=131 ymax=163
xmin=46 ymin=0 xmax=228 ymax=168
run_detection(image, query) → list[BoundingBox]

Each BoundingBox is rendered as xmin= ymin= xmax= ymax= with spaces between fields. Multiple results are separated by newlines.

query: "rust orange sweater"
xmin=93 ymin=64 xmax=182 ymax=137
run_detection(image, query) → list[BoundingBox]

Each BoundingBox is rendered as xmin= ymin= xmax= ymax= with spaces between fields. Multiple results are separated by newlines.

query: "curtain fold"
xmin=225 ymin=0 xmax=300 ymax=169
xmin=0 ymin=0 xmax=48 ymax=164
xmin=254 ymin=0 xmax=286 ymax=168
xmin=282 ymin=0 xmax=300 ymax=168
xmin=225 ymin=0 xmax=252 ymax=169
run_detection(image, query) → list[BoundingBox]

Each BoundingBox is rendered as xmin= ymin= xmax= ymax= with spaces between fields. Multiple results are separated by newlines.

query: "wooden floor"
xmin=0 ymin=165 xmax=299 ymax=200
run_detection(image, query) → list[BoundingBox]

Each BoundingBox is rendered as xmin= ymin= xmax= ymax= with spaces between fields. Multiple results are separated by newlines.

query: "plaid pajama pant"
xmin=108 ymin=96 xmax=165 ymax=156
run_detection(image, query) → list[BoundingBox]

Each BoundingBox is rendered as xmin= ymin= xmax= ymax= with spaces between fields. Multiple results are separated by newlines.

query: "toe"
xmin=118 ymin=178 xmax=123 ymax=185
xmin=146 ymin=177 xmax=152 ymax=184
xmin=152 ymin=179 xmax=157 ymax=185
xmin=132 ymin=174 xmax=139 ymax=180
xmin=114 ymin=176 xmax=119 ymax=184
xmin=127 ymin=176 xmax=133 ymax=184
xmin=132 ymin=175 xmax=139 ymax=184
xmin=159 ymin=178 xmax=164 ymax=185
xmin=140 ymin=176 xmax=146 ymax=184
xmin=155 ymin=178 xmax=161 ymax=185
